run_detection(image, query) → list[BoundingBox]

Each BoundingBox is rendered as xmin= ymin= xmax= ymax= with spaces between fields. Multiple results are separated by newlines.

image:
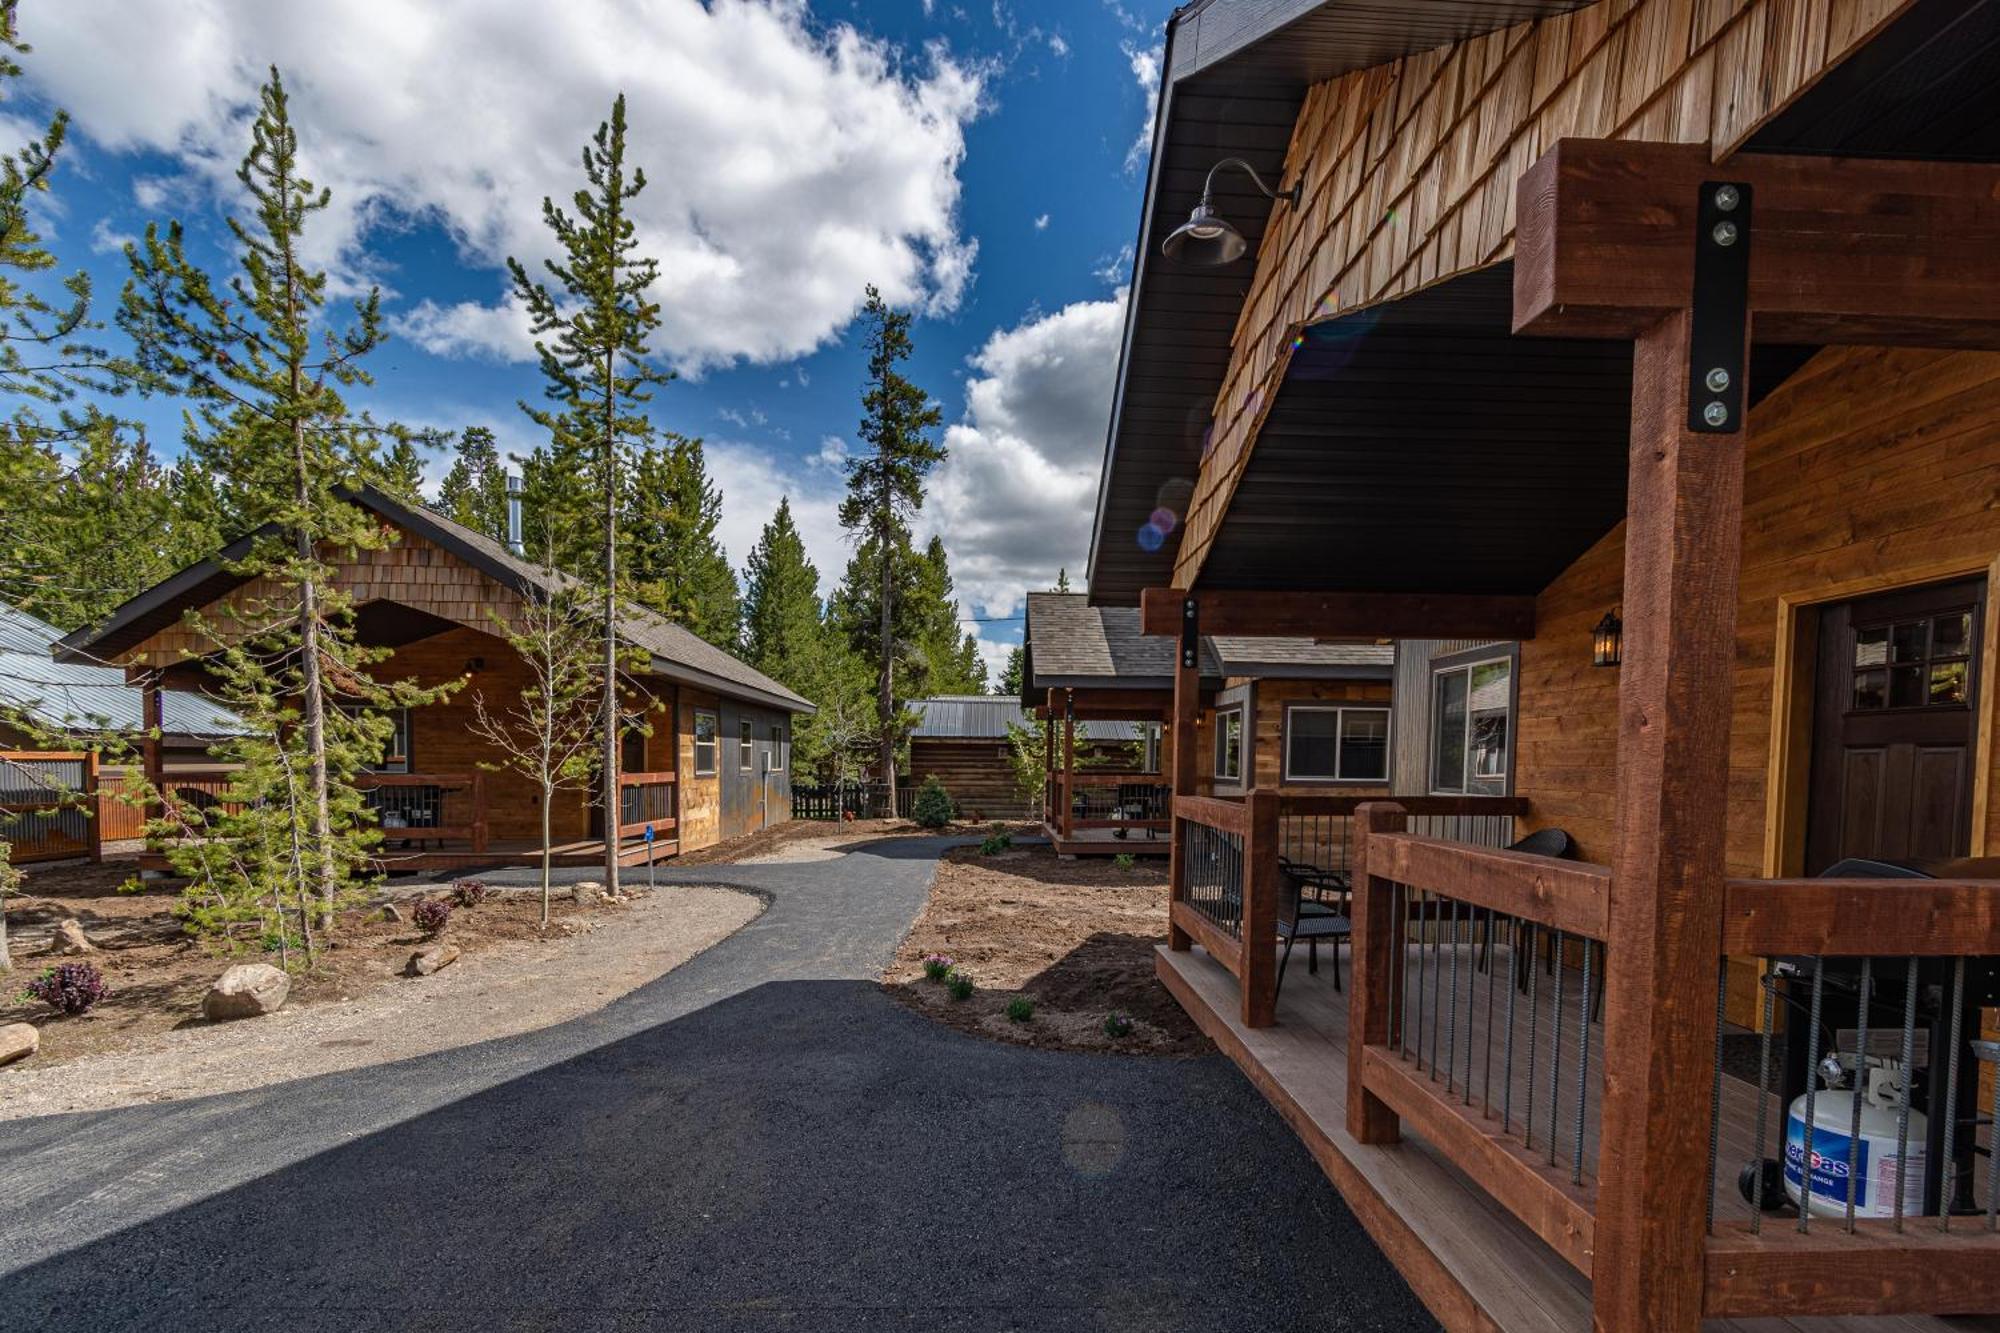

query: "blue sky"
xmin=16 ymin=0 xmax=1179 ymax=678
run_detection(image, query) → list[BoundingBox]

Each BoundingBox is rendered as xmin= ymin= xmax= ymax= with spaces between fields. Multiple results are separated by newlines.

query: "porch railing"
xmin=615 ymin=770 xmax=677 ymax=843
xmin=151 ymin=768 xmax=490 ymax=856
xmin=1347 ymin=802 xmax=1610 ymax=1277
xmin=1700 ymin=875 xmax=2000 ymax=1319
xmin=1170 ymin=791 xmax=1280 ymax=1026
xmin=1276 ymin=793 xmax=1524 ymax=880
xmin=0 ymin=751 xmax=100 ymax=864
xmin=1061 ymin=770 xmax=1170 ymax=837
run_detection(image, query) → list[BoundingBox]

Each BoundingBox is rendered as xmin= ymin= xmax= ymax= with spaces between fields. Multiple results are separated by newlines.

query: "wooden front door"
xmin=1805 ymin=578 xmax=1985 ymax=874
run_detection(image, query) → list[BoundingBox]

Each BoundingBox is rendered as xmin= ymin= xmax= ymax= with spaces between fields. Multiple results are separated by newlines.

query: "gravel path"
xmin=0 ymin=834 xmax=1434 ymax=1331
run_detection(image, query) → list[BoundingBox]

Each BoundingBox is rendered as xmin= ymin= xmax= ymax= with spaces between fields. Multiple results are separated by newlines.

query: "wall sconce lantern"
xmin=1160 ymin=157 xmax=1302 ymax=266
xmin=1591 ymin=611 xmax=1623 ymax=669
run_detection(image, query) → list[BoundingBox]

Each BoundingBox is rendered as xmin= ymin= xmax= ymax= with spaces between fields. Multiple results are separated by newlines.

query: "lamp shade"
xmin=1592 ymin=611 xmax=1623 ymax=668
xmin=1160 ymin=199 xmax=1249 ymax=265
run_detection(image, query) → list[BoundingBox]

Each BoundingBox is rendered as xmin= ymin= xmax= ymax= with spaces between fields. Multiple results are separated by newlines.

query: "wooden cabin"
xmin=55 ymin=487 xmax=811 ymax=873
xmin=904 ymin=694 xmax=1140 ymax=822
xmin=1094 ymin=0 xmax=2000 ymax=1328
xmin=1021 ymin=591 xmax=1392 ymax=855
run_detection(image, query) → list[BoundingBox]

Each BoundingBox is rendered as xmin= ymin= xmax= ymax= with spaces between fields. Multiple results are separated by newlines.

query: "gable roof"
xmin=55 ymin=487 xmax=812 ymax=716
xmin=908 ymin=695 xmax=1142 ymax=743
xmin=1021 ymin=591 xmax=1391 ymax=698
xmin=2 ymin=601 xmax=243 ymax=739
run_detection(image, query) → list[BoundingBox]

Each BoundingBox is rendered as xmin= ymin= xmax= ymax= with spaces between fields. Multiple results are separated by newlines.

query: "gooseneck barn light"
xmin=1160 ymin=157 xmax=1302 ymax=266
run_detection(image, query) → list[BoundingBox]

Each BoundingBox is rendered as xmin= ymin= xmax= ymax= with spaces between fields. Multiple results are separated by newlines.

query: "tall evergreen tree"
xmin=909 ymin=535 xmax=983 ymax=695
xmin=626 ymin=434 xmax=738 ymax=646
xmin=119 ymin=69 xmax=445 ymax=955
xmin=741 ymin=497 xmax=821 ymax=681
xmin=507 ymin=93 xmax=667 ymax=895
xmin=436 ymin=424 xmax=510 ymax=541
xmin=836 ymin=286 xmax=943 ymax=802
xmin=998 ymin=644 xmax=1024 ymax=698
xmin=362 ymin=431 xmax=430 ymax=506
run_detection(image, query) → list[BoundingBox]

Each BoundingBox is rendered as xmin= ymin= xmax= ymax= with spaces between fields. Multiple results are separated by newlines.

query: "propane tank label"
xmin=1785 ymin=1118 xmax=1866 ymax=1208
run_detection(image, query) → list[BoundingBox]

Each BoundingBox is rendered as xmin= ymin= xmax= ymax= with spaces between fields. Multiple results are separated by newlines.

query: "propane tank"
xmin=1784 ymin=1062 xmax=1926 ymax=1219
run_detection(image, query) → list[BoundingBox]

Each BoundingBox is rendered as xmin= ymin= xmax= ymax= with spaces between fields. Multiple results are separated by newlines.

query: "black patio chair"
xmin=1469 ymin=827 xmax=1575 ymax=983
xmin=1275 ymin=860 xmax=1352 ymax=1004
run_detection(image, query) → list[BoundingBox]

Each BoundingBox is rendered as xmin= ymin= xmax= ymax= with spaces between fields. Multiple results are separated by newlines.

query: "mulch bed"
xmin=884 ymin=841 xmax=1209 ymax=1056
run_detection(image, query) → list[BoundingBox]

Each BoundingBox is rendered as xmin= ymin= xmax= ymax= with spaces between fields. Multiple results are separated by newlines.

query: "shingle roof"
xmin=0 ymin=601 xmax=243 ymax=739
xmin=1022 ymin=592 xmax=1392 ymax=692
xmin=907 ymin=694 xmax=1140 ymax=742
xmin=55 ymin=487 xmax=812 ymax=716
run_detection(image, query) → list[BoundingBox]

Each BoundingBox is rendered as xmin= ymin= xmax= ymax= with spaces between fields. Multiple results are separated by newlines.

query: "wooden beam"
xmin=1515 ymin=139 xmax=2000 ymax=348
xmin=1721 ymin=878 xmax=2000 ymax=956
xmin=1591 ymin=308 xmax=1745 ymax=1333
xmin=1706 ymin=1222 xmax=2000 ymax=1318
xmin=1138 ymin=586 xmax=1535 ymax=640
xmin=1166 ymin=606 xmax=1201 ymax=953
xmin=1370 ymin=833 xmax=1611 ymax=941
xmin=1061 ymin=692 xmax=1076 ymax=845
xmin=1036 ymin=686 xmax=1180 ymax=715
xmin=1280 ymin=794 xmax=1530 ymax=819
xmin=1348 ymin=802 xmax=1403 ymax=1145
xmin=1240 ymin=789 xmax=1278 ymax=1029
xmin=1362 ymin=1047 xmax=1597 ymax=1277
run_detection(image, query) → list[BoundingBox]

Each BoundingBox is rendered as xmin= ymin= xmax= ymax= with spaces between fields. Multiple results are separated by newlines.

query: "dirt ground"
xmin=884 ymin=841 xmax=1208 ymax=1056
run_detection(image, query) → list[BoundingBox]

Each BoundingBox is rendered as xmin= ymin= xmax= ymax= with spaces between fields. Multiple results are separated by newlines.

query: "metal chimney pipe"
xmin=505 ymin=472 xmax=524 ymax=556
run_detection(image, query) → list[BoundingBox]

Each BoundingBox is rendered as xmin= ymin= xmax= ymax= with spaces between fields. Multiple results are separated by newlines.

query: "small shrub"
xmin=26 ymin=962 xmax=109 ymax=1016
xmin=1113 ymin=852 xmax=1136 ymax=871
xmin=452 ymin=879 xmax=489 ymax=908
xmin=978 ymin=832 xmax=1013 ymax=856
xmin=921 ymin=952 xmax=955 ymax=982
xmin=945 ymin=969 xmax=975 ymax=1002
xmin=412 ymin=897 xmax=453 ymax=935
xmin=1005 ymin=995 xmax=1036 ymax=1023
xmin=1103 ymin=1011 xmax=1134 ymax=1039
xmin=911 ymin=776 xmax=955 ymax=829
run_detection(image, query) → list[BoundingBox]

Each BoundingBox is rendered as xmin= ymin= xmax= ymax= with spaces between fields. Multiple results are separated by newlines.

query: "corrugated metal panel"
xmin=0 ymin=600 xmax=243 ymax=738
xmin=908 ymin=696 xmax=1141 ymax=742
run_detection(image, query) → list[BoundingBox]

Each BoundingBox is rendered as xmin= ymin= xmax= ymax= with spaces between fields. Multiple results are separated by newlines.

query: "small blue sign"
xmin=643 ymin=823 xmax=656 ymax=843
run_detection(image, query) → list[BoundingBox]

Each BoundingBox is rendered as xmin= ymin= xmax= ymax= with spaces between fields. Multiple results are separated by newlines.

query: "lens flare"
xmin=1136 ymin=521 xmax=1166 ymax=553
xmin=1149 ymin=507 xmax=1178 ymax=535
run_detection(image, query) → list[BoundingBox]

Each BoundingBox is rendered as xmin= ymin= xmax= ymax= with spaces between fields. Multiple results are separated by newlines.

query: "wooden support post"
xmin=1240 ymin=788 xmax=1279 ymax=1028
xmin=1043 ymin=712 xmax=1054 ymax=826
xmin=1061 ymin=691 xmax=1076 ymax=844
xmin=83 ymin=749 xmax=102 ymax=864
xmin=1167 ymin=597 xmax=1200 ymax=951
xmin=1591 ymin=307 xmax=1745 ymax=1333
xmin=141 ymin=677 xmax=164 ymax=842
xmin=1349 ymin=801 xmax=1405 ymax=1143
xmin=471 ymin=771 xmax=489 ymax=853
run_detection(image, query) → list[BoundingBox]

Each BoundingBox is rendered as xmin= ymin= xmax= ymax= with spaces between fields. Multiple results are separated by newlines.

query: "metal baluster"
xmin=1846 ymin=957 xmax=1872 ymax=1233
xmin=1413 ymin=892 xmax=1428 ymax=1070
xmin=1893 ymin=958 xmax=1919 ymax=1233
xmin=1549 ymin=929 xmax=1566 ymax=1168
xmin=1461 ymin=902 xmax=1475 ymax=1107
xmin=1939 ymin=957 xmax=1966 ymax=1231
xmin=1708 ymin=961 xmax=1728 ymax=1233
xmin=1429 ymin=892 xmax=1443 ymax=1080
xmin=1387 ymin=881 xmax=1402 ymax=1055
xmin=1574 ymin=938 xmax=1592 ymax=1185
xmin=1446 ymin=897 xmax=1461 ymax=1095
xmin=1399 ymin=885 xmax=1414 ymax=1061
xmin=1751 ymin=970 xmax=1776 ymax=1231
xmin=1503 ymin=917 xmax=1520 ymax=1135
xmin=1483 ymin=906 xmax=1497 ymax=1116
xmin=1525 ymin=923 xmax=1540 ymax=1151
xmin=1797 ymin=959 xmax=1825 ymax=1234
xmin=1987 ymin=1038 xmax=2000 ymax=1230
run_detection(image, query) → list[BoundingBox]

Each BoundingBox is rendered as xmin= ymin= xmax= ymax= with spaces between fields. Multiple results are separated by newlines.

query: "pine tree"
xmin=741 ymin=497 xmax=822 ymax=683
xmin=507 ymin=93 xmax=667 ymax=895
xmin=362 ymin=430 xmax=431 ymax=506
xmin=626 ymin=435 xmax=739 ymax=647
xmin=118 ymin=69 xmax=447 ymax=957
xmin=909 ymin=535 xmax=984 ymax=695
xmin=999 ymin=644 xmax=1024 ymax=697
xmin=837 ymin=286 xmax=943 ymax=803
xmin=436 ymin=424 xmax=511 ymax=541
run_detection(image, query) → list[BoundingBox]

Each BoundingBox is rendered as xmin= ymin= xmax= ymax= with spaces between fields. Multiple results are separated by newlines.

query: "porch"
xmin=1161 ymin=798 xmax=2000 ymax=1329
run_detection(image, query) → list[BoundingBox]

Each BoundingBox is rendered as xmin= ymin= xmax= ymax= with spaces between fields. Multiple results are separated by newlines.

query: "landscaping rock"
xmin=379 ymin=903 xmax=404 ymax=923
xmin=406 ymin=943 xmax=461 ymax=977
xmin=46 ymin=917 xmax=98 ymax=955
xmin=0 ymin=1022 xmax=39 ymax=1066
xmin=570 ymin=881 xmax=604 ymax=905
xmin=203 ymin=963 xmax=290 ymax=1021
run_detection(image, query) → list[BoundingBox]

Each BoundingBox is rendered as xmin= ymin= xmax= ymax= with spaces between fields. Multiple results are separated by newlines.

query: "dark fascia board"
xmin=644 ymin=655 xmax=815 ymax=716
xmin=54 ymin=530 xmax=260 ymax=664
xmin=1211 ymin=661 xmax=1392 ymax=681
xmin=1025 ymin=672 xmax=1222 ymax=693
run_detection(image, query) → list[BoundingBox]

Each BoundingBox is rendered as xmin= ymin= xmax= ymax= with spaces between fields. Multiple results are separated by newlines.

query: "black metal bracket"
xmin=1179 ymin=596 xmax=1200 ymax=670
xmin=1688 ymin=180 xmax=1752 ymax=434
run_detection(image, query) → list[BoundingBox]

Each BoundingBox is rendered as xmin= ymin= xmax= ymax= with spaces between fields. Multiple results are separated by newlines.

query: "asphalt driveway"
xmin=0 ymin=835 xmax=1435 ymax=1331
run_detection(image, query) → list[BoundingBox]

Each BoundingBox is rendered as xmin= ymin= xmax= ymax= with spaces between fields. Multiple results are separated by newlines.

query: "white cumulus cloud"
xmin=23 ymin=0 xmax=986 ymax=374
xmin=923 ymin=292 xmax=1126 ymax=619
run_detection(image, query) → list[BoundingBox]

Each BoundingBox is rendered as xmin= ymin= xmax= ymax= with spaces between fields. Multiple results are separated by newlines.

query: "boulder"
xmin=570 ymin=880 xmax=604 ymax=905
xmin=379 ymin=902 xmax=404 ymax=923
xmin=0 ymin=1023 xmax=39 ymax=1067
xmin=203 ymin=963 xmax=290 ymax=1021
xmin=406 ymin=943 xmax=461 ymax=977
xmin=46 ymin=918 xmax=98 ymax=955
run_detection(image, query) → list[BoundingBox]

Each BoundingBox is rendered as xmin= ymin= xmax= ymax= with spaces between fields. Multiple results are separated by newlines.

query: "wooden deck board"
xmin=1158 ymin=942 xmax=1998 ymax=1333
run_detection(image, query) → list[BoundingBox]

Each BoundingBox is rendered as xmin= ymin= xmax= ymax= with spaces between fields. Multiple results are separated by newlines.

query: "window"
xmin=739 ymin=717 xmax=754 ymax=770
xmin=344 ymin=705 xmax=410 ymax=774
xmin=693 ymin=711 xmax=718 ymax=776
xmin=1431 ymin=656 xmax=1512 ymax=796
xmin=1851 ymin=610 xmax=1974 ymax=711
xmin=769 ymin=724 xmax=785 ymax=774
xmin=1284 ymin=705 xmax=1391 ymax=783
xmin=1213 ymin=707 xmax=1243 ymax=783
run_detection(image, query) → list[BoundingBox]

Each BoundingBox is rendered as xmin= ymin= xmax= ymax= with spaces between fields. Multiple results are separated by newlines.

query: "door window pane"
xmin=1890 ymin=665 xmax=1925 ymax=709
xmin=1930 ymin=660 xmax=1968 ymax=706
xmin=1286 ymin=708 xmax=1339 ymax=780
xmin=1891 ymin=620 xmax=1928 ymax=663
xmin=1853 ymin=668 xmax=1887 ymax=710
xmin=1854 ymin=626 xmax=1889 ymax=668
xmin=1214 ymin=709 xmax=1242 ymax=782
xmin=1431 ymin=671 xmax=1468 ymax=793
xmin=1933 ymin=613 xmax=1971 ymax=656
xmin=1337 ymin=709 xmax=1390 ymax=782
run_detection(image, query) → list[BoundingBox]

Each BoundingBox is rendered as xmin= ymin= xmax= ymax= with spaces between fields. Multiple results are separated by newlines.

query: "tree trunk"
xmin=0 ymin=891 xmax=12 ymax=975
xmin=540 ymin=788 xmax=553 ymax=927
xmin=295 ymin=427 xmax=337 ymax=934
xmin=601 ymin=362 xmax=622 ymax=897
xmin=877 ymin=495 xmax=896 ymax=813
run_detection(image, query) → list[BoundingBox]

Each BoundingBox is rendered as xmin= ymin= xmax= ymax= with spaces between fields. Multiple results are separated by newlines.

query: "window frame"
xmin=692 ymin=710 xmax=719 ymax=777
xmin=739 ymin=716 xmax=754 ymax=771
xmin=1281 ymin=703 xmax=1392 ymax=785
xmin=344 ymin=704 xmax=411 ymax=774
xmin=1212 ymin=705 xmax=1244 ymax=785
xmin=1427 ymin=648 xmax=1517 ymax=797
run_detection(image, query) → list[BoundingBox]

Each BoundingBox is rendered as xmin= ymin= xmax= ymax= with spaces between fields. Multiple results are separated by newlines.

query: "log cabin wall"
xmin=1513 ymin=345 xmax=2000 ymax=876
xmin=909 ymin=737 xmax=1033 ymax=820
xmin=1172 ymin=0 xmax=1913 ymax=589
